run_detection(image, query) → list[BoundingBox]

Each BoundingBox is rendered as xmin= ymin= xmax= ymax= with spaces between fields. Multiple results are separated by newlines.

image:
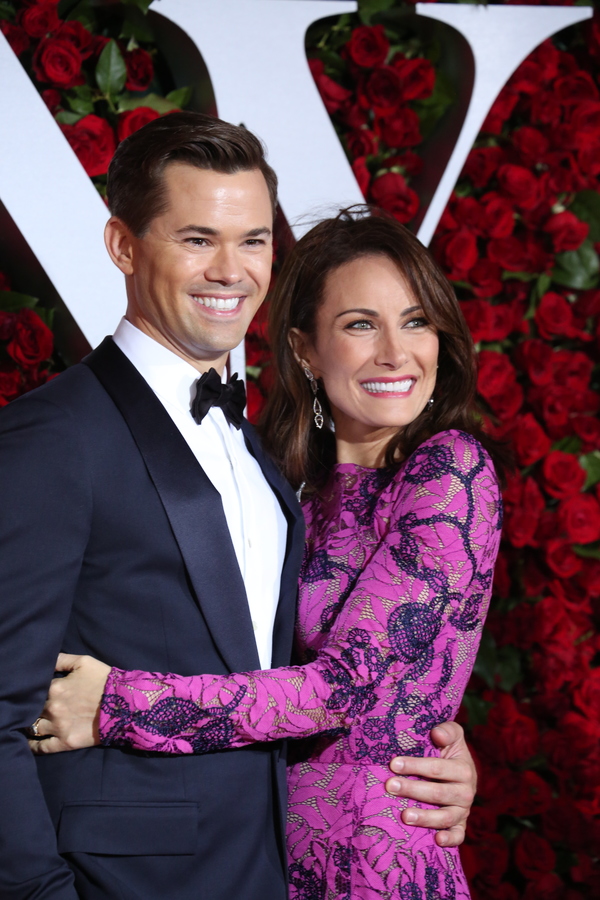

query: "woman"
xmin=41 ymin=210 xmax=504 ymax=899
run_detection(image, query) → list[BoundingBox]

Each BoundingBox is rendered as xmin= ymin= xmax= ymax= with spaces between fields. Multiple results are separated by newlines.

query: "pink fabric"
xmin=100 ymin=430 xmax=502 ymax=899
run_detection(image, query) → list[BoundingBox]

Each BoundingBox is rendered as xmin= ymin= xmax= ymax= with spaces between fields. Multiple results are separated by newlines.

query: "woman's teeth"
xmin=362 ymin=380 xmax=414 ymax=393
xmin=193 ymin=296 xmax=241 ymax=311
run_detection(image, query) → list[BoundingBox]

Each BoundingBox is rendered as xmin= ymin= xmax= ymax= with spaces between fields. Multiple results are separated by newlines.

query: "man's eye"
xmin=245 ymin=239 xmax=265 ymax=246
xmin=186 ymin=238 xmax=209 ymax=246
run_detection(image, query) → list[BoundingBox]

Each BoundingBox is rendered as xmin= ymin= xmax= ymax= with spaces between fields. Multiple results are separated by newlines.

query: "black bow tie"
xmin=191 ymin=368 xmax=246 ymax=429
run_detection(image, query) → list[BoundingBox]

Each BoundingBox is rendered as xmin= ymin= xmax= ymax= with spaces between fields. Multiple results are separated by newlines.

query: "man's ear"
xmin=288 ymin=328 xmax=321 ymax=378
xmin=104 ymin=217 xmax=136 ymax=276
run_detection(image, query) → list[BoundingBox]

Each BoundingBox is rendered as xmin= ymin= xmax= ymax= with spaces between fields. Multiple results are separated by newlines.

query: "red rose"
xmin=509 ymin=59 xmax=546 ymax=95
xmin=384 ymin=151 xmax=423 ymax=176
xmin=245 ymin=380 xmax=264 ymax=424
xmin=449 ymin=196 xmax=483 ymax=233
xmin=375 ymin=107 xmax=421 ymax=148
xmin=351 ymin=157 xmax=370 ymax=197
xmin=117 ymin=107 xmax=161 ymax=142
xmin=391 ymin=57 xmax=435 ymax=102
xmin=0 ymin=21 xmax=30 ymax=57
xmin=369 ymin=172 xmax=418 ymax=224
xmin=545 ymin=539 xmax=583 ymax=578
xmin=463 ymin=146 xmax=505 ymax=188
xmin=532 ymin=40 xmax=560 ymax=82
xmin=0 ymin=366 xmax=22 ymax=407
xmin=536 ymin=385 xmax=576 ymax=434
xmin=346 ymin=25 xmax=389 ymax=69
xmin=481 ymin=90 xmax=518 ymax=134
xmin=41 ymin=88 xmax=62 ymax=112
xmin=434 ymin=229 xmax=478 ymax=280
xmin=338 ymin=101 xmax=368 ymax=130
xmin=530 ymin=90 xmax=563 ymax=129
xmin=555 ymin=72 xmax=599 ymax=105
xmin=552 ymin=350 xmax=594 ymax=392
xmin=541 ymin=451 xmax=586 ymax=498
xmin=516 ymin=339 xmax=553 ymax=385
xmin=308 ymin=59 xmax=352 ymax=115
xmin=510 ymin=412 xmax=551 ymax=466
xmin=61 ymin=114 xmax=116 ymax=177
xmin=514 ymin=832 xmax=556 ymax=882
xmin=124 ymin=47 xmax=154 ymax=92
xmin=535 ymin=292 xmax=579 ymax=341
xmin=18 ymin=2 xmax=60 ymax=39
xmin=55 ymin=20 xmax=94 ymax=59
xmin=487 ymin=235 xmax=547 ymax=273
xmin=543 ymin=210 xmax=589 ymax=252
xmin=558 ymin=494 xmax=600 ymax=544
xmin=361 ymin=66 xmax=404 ymax=115
xmin=345 ymin=128 xmax=378 ymax=159
xmin=503 ymin=476 xmax=545 ymax=548
xmin=6 ymin=308 xmax=53 ymax=368
xmin=477 ymin=350 xmax=523 ymax=419
xmin=460 ymin=299 xmax=493 ymax=343
xmin=571 ymin=100 xmax=600 ymax=149
xmin=497 ymin=164 xmax=540 ymax=211
xmin=33 ymin=37 xmax=84 ymax=89
xmin=480 ymin=192 xmax=516 ymax=238
xmin=512 ymin=126 xmax=549 ymax=167
xmin=573 ymin=415 xmax=600 ymax=452
xmin=468 ymin=260 xmax=502 ymax=299
xmin=575 ymin=288 xmax=600 ymax=318
xmin=0 ymin=311 xmax=15 ymax=341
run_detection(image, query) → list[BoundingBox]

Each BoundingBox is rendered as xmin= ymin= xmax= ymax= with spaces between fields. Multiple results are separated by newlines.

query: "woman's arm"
xmin=95 ymin=431 xmax=502 ymax=755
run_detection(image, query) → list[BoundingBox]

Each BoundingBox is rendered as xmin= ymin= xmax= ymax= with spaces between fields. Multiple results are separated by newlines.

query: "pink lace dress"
xmin=100 ymin=430 xmax=502 ymax=900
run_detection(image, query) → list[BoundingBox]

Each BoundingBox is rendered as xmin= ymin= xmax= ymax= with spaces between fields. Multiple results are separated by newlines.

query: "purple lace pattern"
xmin=100 ymin=431 xmax=502 ymax=899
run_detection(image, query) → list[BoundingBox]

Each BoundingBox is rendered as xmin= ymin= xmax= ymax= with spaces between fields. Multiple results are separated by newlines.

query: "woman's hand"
xmin=28 ymin=653 xmax=110 ymax=754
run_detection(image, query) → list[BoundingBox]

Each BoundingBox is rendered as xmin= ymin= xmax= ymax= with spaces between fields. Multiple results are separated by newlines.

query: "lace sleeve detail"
xmin=99 ymin=432 xmax=502 ymax=756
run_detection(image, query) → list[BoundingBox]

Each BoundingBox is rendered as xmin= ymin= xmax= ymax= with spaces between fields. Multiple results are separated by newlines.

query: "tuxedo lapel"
xmin=84 ymin=338 xmax=260 ymax=673
xmin=240 ymin=421 xmax=305 ymax=668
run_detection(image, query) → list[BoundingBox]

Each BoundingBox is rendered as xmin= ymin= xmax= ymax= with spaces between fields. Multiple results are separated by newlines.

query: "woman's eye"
xmin=346 ymin=319 xmax=373 ymax=330
xmin=404 ymin=317 xmax=428 ymax=329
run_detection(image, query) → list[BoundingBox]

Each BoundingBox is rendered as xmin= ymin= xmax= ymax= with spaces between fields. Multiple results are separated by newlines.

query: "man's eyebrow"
xmin=175 ymin=225 xmax=272 ymax=237
xmin=334 ymin=305 xmax=423 ymax=319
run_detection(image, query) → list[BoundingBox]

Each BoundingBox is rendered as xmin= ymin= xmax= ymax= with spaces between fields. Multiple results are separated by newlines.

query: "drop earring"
xmin=303 ymin=366 xmax=324 ymax=430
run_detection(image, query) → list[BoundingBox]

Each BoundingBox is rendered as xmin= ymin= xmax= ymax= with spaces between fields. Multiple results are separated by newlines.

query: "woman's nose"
xmin=374 ymin=330 xmax=408 ymax=369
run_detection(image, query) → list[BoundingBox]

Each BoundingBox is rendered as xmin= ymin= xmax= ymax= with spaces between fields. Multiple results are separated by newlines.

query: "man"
xmin=0 ymin=112 xmax=475 ymax=899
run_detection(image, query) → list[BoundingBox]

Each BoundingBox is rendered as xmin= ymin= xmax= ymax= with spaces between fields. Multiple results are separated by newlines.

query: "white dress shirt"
xmin=113 ymin=318 xmax=286 ymax=669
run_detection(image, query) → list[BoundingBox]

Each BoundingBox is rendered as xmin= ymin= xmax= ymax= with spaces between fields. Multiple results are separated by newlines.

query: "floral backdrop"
xmin=1 ymin=0 xmax=599 ymax=897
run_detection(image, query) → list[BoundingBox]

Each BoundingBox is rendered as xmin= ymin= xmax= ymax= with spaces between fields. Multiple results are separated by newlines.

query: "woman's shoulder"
xmin=395 ymin=429 xmax=498 ymax=489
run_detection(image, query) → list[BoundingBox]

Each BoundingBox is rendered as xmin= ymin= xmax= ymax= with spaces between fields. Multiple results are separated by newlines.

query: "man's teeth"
xmin=193 ymin=296 xmax=241 ymax=311
xmin=362 ymin=380 xmax=413 ymax=393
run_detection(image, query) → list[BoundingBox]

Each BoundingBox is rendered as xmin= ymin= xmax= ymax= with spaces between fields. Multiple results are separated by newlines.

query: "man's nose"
xmin=204 ymin=245 xmax=243 ymax=285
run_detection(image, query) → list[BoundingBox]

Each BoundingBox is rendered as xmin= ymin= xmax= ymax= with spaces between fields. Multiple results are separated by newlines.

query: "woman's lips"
xmin=360 ymin=378 xmax=415 ymax=395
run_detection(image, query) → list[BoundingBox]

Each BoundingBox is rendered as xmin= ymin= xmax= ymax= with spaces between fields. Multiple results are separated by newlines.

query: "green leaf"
xmin=359 ymin=0 xmax=395 ymax=26
xmin=552 ymin=239 xmax=600 ymax=290
xmin=55 ymin=110 xmax=84 ymax=125
xmin=569 ymin=190 xmax=600 ymax=243
xmin=118 ymin=92 xmax=179 ymax=114
xmin=473 ymin=629 xmax=496 ymax=689
xmin=552 ymin=435 xmax=582 ymax=454
xmin=573 ymin=542 xmax=600 ymax=560
xmin=122 ymin=0 xmax=153 ymax=14
xmin=0 ymin=291 xmax=39 ymax=311
xmin=501 ymin=271 xmax=537 ymax=282
xmin=246 ymin=366 xmax=262 ymax=380
xmin=496 ymin=645 xmax=522 ymax=693
xmin=119 ymin=5 xmax=154 ymax=43
xmin=0 ymin=2 xmax=15 ymax=21
xmin=166 ymin=87 xmax=192 ymax=110
xmin=66 ymin=93 xmax=94 ymax=116
xmin=461 ymin=693 xmax=491 ymax=728
xmin=580 ymin=450 xmax=600 ymax=490
xmin=96 ymin=39 xmax=127 ymax=96
xmin=61 ymin=0 xmax=94 ymax=29
xmin=34 ymin=307 xmax=55 ymax=330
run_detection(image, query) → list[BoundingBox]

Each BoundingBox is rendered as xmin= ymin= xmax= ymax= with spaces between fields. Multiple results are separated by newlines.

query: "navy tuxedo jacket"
xmin=0 ymin=338 xmax=305 ymax=900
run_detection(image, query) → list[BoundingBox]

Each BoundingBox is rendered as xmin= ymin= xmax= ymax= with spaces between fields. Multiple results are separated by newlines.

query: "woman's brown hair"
xmin=259 ymin=207 xmax=509 ymax=491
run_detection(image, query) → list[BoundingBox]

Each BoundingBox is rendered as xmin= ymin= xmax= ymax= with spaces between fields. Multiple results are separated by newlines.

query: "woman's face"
xmin=297 ymin=254 xmax=439 ymax=465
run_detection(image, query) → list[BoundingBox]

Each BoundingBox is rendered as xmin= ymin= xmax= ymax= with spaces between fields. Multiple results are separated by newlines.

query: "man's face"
xmin=108 ymin=163 xmax=274 ymax=372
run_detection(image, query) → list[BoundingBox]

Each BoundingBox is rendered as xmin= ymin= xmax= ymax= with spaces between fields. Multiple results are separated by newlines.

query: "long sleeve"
xmin=0 ymin=395 xmax=89 ymax=899
xmin=100 ymin=431 xmax=502 ymax=757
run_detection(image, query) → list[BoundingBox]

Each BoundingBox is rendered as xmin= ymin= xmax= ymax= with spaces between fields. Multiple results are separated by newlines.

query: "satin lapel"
xmin=84 ymin=338 xmax=260 ymax=673
xmin=240 ymin=421 xmax=305 ymax=668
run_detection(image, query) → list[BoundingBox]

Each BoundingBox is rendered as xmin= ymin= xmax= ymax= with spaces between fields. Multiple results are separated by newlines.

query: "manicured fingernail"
xmin=386 ymin=778 xmax=402 ymax=794
xmin=390 ymin=757 xmax=405 ymax=773
xmin=404 ymin=810 xmax=418 ymax=824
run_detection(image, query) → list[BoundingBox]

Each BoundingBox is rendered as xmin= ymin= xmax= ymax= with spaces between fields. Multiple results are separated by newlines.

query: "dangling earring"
xmin=303 ymin=366 xmax=324 ymax=430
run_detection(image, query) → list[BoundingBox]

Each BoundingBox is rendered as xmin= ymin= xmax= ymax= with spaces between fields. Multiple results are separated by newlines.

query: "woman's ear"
xmin=288 ymin=328 xmax=319 ymax=376
xmin=104 ymin=217 xmax=136 ymax=276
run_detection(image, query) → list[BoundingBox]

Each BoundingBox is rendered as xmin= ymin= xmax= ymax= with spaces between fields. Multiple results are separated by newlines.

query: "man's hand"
xmin=386 ymin=721 xmax=477 ymax=848
xmin=28 ymin=653 xmax=110 ymax=755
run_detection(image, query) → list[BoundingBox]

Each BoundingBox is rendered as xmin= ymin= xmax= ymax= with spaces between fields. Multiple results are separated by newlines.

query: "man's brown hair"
xmin=107 ymin=111 xmax=278 ymax=236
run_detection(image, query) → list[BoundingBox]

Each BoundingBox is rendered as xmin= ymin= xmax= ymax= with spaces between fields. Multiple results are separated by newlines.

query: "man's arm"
xmin=386 ymin=721 xmax=476 ymax=848
xmin=0 ymin=395 xmax=90 ymax=899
